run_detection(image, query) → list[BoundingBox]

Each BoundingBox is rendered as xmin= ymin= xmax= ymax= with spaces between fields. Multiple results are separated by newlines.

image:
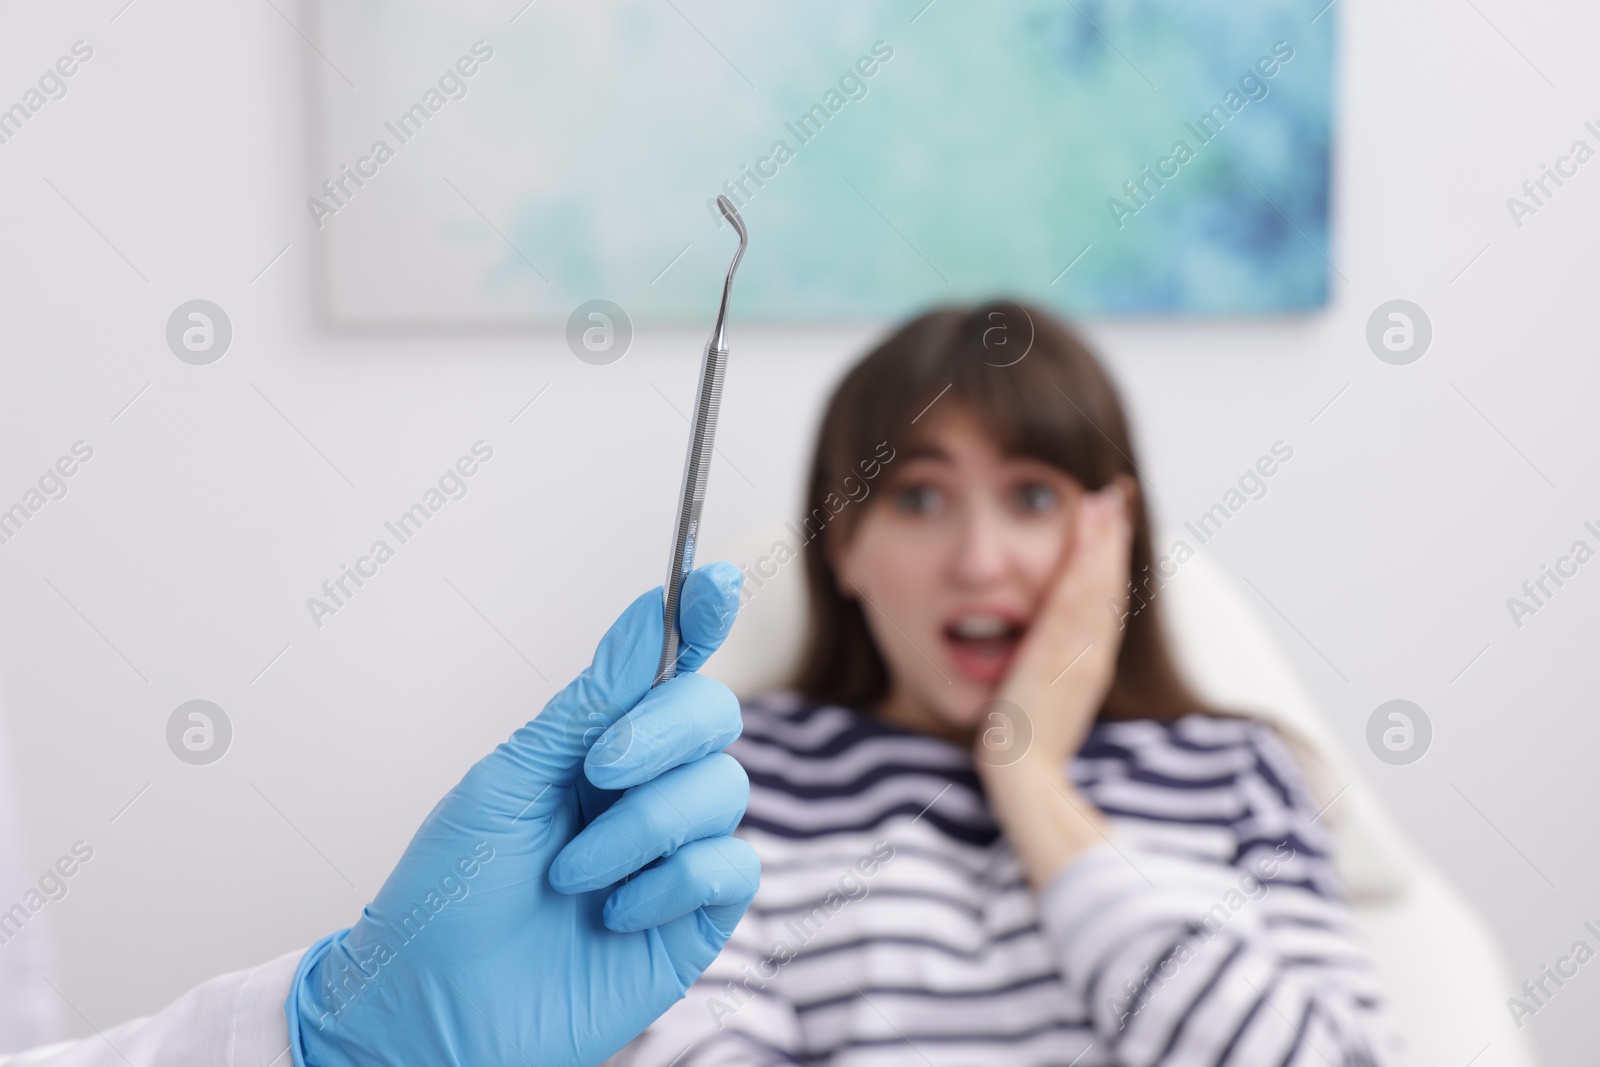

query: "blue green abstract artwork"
xmin=311 ymin=0 xmax=1336 ymax=325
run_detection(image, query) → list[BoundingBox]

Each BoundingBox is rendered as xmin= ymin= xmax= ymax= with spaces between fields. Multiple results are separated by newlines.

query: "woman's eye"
xmin=895 ymin=484 xmax=941 ymax=514
xmin=1014 ymin=483 xmax=1058 ymax=512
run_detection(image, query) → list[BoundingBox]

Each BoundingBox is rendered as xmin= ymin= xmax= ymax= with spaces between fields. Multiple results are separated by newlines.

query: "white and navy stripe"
xmin=611 ymin=691 xmax=1401 ymax=1067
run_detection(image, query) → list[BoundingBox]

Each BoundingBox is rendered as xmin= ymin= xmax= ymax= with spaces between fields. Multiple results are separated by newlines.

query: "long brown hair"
xmin=787 ymin=299 xmax=1211 ymax=725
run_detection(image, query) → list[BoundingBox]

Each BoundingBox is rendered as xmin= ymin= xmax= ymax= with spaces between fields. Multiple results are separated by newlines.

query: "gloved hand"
xmin=286 ymin=563 xmax=758 ymax=1067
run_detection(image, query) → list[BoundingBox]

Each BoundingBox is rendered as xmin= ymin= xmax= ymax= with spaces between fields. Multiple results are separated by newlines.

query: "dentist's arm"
xmin=0 ymin=564 xmax=758 ymax=1067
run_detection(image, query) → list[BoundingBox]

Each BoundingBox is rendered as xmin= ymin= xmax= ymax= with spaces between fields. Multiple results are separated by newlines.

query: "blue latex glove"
xmin=286 ymin=563 xmax=758 ymax=1067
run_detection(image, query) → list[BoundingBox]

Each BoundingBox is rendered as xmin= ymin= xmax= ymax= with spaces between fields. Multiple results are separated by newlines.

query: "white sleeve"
xmin=0 ymin=948 xmax=305 ymax=1067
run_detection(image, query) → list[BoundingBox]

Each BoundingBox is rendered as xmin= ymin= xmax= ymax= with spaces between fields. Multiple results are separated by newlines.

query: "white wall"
xmin=0 ymin=1 xmax=1595 ymax=1064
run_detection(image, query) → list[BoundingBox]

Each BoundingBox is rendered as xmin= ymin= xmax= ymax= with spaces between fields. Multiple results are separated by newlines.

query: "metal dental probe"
xmin=652 ymin=194 xmax=748 ymax=688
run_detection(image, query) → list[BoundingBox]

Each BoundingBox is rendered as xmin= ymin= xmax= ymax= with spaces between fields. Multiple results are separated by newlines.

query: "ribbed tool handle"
xmin=653 ymin=341 xmax=727 ymax=687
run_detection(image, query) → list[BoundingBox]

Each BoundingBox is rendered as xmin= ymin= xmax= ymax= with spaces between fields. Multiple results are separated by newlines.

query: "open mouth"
xmin=940 ymin=613 xmax=1026 ymax=684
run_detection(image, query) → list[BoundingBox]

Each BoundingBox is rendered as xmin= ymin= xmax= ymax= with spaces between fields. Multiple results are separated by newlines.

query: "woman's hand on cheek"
xmin=976 ymin=481 xmax=1132 ymax=890
xmin=982 ymin=480 xmax=1133 ymax=782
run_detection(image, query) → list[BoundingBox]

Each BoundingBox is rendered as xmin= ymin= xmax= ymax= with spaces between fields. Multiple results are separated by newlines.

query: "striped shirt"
xmin=611 ymin=690 xmax=1402 ymax=1067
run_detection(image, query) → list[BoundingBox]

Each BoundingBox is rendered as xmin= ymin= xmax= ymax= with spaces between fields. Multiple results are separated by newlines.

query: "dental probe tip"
xmin=716 ymin=194 xmax=747 ymax=243
xmin=709 ymin=196 xmax=747 ymax=352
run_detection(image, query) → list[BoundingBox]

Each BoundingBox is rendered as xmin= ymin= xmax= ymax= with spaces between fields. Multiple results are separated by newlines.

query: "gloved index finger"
xmin=495 ymin=562 xmax=743 ymax=794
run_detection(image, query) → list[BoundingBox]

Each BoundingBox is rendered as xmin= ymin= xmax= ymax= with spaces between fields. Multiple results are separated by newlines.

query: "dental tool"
xmin=653 ymin=194 xmax=748 ymax=688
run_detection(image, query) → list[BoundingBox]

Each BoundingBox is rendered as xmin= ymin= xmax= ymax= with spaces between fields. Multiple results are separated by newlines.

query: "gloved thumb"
xmin=494 ymin=562 xmax=742 ymax=795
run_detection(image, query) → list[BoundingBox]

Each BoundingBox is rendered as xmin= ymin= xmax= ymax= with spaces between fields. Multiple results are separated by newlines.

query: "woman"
xmin=616 ymin=301 xmax=1399 ymax=1067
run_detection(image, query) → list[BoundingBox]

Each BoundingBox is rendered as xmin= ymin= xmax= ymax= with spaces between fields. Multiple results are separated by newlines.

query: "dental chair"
xmin=699 ymin=523 xmax=1538 ymax=1067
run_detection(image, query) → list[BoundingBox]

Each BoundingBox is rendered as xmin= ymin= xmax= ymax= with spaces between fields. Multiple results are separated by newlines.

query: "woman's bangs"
xmin=930 ymin=336 xmax=1110 ymax=487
